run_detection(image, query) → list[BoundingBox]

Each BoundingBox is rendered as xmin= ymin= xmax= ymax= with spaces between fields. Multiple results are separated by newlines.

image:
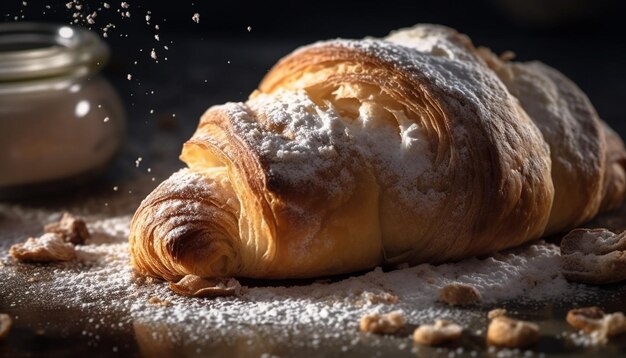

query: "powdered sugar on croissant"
xmin=129 ymin=24 xmax=625 ymax=281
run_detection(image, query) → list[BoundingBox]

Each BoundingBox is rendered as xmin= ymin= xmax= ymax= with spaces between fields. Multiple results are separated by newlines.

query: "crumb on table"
xmin=362 ymin=291 xmax=399 ymax=305
xmin=487 ymin=315 xmax=539 ymax=348
xmin=44 ymin=212 xmax=91 ymax=245
xmin=168 ymin=275 xmax=241 ymax=298
xmin=439 ymin=283 xmax=482 ymax=306
xmin=147 ymin=296 xmax=171 ymax=307
xmin=359 ymin=311 xmax=405 ymax=334
xmin=488 ymin=308 xmax=507 ymax=320
xmin=413 ymin=319 xmax=463 ymax=346
xmin=566 ymin=306 xmax=626 ymax=343
xmin=0 ymin=314 xmax=12 ymax=340
xmin=560 ymin=228 xmax=626 ymax=285
xmin=9 ymin=233 xmax=76 ymax=263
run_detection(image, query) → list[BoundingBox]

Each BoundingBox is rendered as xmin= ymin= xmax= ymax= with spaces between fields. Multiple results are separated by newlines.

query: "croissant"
xmin=129 ymin=24 xmax=626 ymax=281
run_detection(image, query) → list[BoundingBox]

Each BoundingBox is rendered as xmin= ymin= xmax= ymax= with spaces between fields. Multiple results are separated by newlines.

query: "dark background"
xmin=3 ymin=0 xmax=626 ymax=127
xmin=2 ymin=0 xmax=626 ymax=196
xmin=3 ymin=0 xmax=625 ymax=112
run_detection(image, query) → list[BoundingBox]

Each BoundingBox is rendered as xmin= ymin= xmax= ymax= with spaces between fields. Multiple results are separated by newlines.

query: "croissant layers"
xmin=130 ymin=25 xmax=626 ymax=281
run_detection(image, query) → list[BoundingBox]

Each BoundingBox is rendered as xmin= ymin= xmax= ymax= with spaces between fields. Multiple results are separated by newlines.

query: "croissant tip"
xmin=167 ymin=230 xmax=238 ymax=278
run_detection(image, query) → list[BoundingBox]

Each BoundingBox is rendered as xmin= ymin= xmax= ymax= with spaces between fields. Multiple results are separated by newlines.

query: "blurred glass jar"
xmin=0 ymin=23 xmax=125 ymax=198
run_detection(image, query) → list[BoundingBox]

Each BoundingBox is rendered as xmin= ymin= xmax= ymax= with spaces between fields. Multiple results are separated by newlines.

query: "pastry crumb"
xmin=487 ymin=316 xmax=539 ymax=348
xmin=133 ymin=272 xmax=162 ymax=286
xmin=566 ymin=307 xmax=626 ymax=344
xmin=560 ymin=228 xmax=626 ymax=284
xmin=359 ymin=311 xmax=404 ymax=334
xmin=44 ymin=212 xmax=90 ymax=245
xmin=488 ymin=308 xmax=507 ymax=320
xmin=439 ymin=283 xmax=481 ymax=306
xmin=413 ymin=319 xmax=463 ymax=346
xmin=147 ymin=296 xmax=171 ymax=307
xmin=9 ymin=233 xmax=76 ymax=263
xmin=0 ymin=314 xmax=12 ymax=340
xmin=566 ymin=307 xmax=605 ymax=333
xmin=169 ymin=275 xmax=241 ymax=298
xmin=362 ymin=291 xmax=399 ymax=305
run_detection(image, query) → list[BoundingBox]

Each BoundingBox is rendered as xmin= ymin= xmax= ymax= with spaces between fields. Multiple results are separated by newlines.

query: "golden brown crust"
xmin=476 ymin=47 xmax=626 ymax=233
xmin=129 ymin=24 xmax=625 ymax=281
xmin=257 ymin=40 xmax=553 ymax=265
xmin=129 ymin=168 xmax=240 ymax=281
xmin=600 ymin=122 xmax=626 ymax=211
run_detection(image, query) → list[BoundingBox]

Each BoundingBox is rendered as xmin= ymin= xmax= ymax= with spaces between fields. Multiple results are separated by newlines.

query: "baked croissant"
xmin=129 ymin=24 xmax=626 ymax=281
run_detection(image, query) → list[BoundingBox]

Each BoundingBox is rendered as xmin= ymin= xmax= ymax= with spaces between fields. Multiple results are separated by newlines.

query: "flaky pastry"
xmin=130 ymin=24 xmax=626 ymax=281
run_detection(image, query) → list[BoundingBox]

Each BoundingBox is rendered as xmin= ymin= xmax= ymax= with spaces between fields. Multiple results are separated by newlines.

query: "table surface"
xmin=1 ymin=34 xmax=626 ymax=358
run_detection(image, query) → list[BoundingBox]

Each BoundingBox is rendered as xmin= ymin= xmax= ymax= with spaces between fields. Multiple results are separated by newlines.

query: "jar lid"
xmin=0 ymin=22 xmax=109 ymax=82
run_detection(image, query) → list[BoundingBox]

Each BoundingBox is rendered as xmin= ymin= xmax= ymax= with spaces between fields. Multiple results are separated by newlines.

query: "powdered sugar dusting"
xmin=385 ymin=24 xmax=479 ymax=63
xmin=246 ymin=34 xmax=536 ymax=217
xmin=303 ymin=37 xmax=513 ymax=126
xmin=2 ymin=190 xmax=624 ymax=357
xmin=218 ymin=88 xmax=439 ymax=210
xmin=0 ymin=206 xmax=600 ymax=350
xmin=245 ymin=90 xmax=356 ymax=199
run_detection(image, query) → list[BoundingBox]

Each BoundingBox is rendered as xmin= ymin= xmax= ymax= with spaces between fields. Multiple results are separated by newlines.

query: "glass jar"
xmin=0 ymin=22 xmax=125 ymax=198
